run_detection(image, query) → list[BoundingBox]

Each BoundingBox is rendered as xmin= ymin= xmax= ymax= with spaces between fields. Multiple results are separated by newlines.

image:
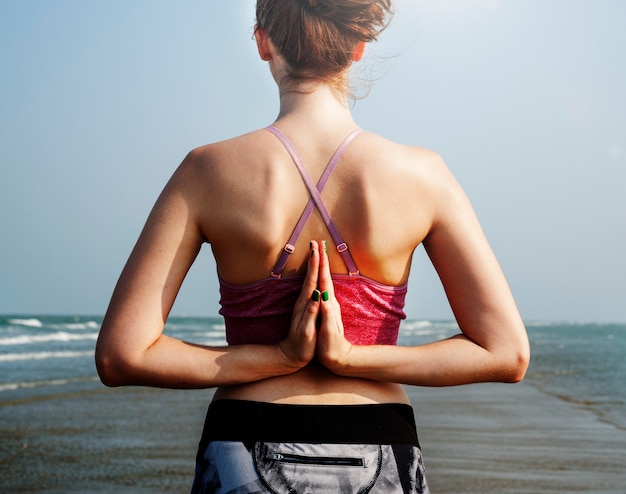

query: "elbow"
xmin=95 ymin=345 xmax=135 ymax=388
xmin=500 ymin=344 xmax=530 ymax=384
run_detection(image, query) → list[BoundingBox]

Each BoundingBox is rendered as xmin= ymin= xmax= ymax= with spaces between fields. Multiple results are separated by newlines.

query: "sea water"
xmin=1 ymin=315 xmax=624 ymax=429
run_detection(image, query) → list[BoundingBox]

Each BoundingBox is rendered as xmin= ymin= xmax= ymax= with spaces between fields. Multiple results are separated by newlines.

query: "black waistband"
xmin=200 ymin=400 xmax=420 ymax=446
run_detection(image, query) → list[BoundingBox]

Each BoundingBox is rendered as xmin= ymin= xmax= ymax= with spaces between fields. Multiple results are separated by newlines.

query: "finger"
xmin=287 ymin=285 xmax=320 ymax=359
xmin=317 ymin=241 xmax=345 ymax=334
xmin=302 ymin=240 xmax=320 ymax=295
xmin=292 ymin=290 xmax=320 ymax=337
xmin=283 ymin=284 xmax=319 ymax=367
xmin=317 ymin=240 xmax=335 ymax=298
xmin=292 ymin=241 xmax=321 ymax=321
xmin=319 ymin=286 xmax=341 ymax=327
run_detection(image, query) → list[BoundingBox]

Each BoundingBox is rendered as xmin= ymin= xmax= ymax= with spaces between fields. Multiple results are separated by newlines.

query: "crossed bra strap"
xmin=265 ymin=125 xmax=362 ymax=278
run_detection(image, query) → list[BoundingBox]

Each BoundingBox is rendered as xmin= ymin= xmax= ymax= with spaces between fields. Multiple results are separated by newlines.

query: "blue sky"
xmin=1 ymin=0 xmax=624 ymax=322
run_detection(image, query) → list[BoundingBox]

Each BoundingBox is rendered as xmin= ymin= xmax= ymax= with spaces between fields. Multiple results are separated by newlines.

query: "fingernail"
xmin=311 ymin=290 xmax=321 ymax=302
xmin=323 ymin=241 xmax=328 ymax=255
xmin=310 ymin=241 xmax=314 ymax=251
xmin=321 ymin=291 xmax=329 ymax=302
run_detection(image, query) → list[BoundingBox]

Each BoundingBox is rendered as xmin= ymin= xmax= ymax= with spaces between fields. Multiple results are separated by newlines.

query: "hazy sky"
xmin=1 ymin=1 xmax=624 ymax=322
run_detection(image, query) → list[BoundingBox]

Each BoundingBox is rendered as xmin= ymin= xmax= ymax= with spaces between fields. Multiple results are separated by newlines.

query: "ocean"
xmin=1 ymin=315 xmax=624 ymax=430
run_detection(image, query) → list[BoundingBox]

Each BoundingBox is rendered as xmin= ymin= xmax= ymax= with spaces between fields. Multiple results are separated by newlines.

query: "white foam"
xmin=0 ymin=332 xmax=99 ymax=346
xmin=202 ymin=330 xmax=227 ymax=338
xmin=51 ymin=321 xmax=100 ymax=331
xmin=200 ymin=338 xmax=228 ymax=346
xmin=0 ymin=350 xmax=93 ymax=362
xmin=0 ymin=376 xmax=100 ymax=392
xmin=401 ymin=320 xmax=433 ymax=330
xmin=7 ymin=318 xmax=43 ymax=328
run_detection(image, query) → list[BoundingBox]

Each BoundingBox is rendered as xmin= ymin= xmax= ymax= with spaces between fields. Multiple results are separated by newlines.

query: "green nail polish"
xmin=312 ymin=290 xmax=321 ymax=302
xmin=323 ymin=241 xmax=328 ymax=255
xmin=321 ymin=291 xmax=329 ymax=302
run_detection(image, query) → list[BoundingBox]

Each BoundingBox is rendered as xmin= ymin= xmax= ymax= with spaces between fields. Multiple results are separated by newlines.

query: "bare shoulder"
xmin=357 ymin=132 xmax=448 ymax=179
xmin=354 ymin=132 xmax=461 ymax=210
xmin=331 ymin=131 xmax=462 ymax=257
xmin=167 ymin=129 xmax=274 ymax=205
xmin=169 ymin=129 xmax=279 ymax=245
xmin=181 ymin=129 xmax=270 ymax=177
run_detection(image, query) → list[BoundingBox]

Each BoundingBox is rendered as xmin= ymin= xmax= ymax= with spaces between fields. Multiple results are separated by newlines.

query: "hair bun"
xmin=256 ymin=0 xmax=393 ymax=87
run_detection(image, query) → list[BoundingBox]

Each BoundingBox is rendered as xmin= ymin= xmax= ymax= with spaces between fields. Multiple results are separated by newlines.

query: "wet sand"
xmin=410 ymin=383 xmax=626 ymax=493
xmin=1 ymin=381 xmax=625 ymax=493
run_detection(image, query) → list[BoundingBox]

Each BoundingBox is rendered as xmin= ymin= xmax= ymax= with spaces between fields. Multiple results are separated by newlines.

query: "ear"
xmin=254 ymin=26 xmax=273 ymax=62
xmin=352 ymin=41 xmax=366 ymax=62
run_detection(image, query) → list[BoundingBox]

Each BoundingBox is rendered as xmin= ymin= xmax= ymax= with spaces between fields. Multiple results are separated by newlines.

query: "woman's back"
xmin=195 ymin=124 xmax=437 ymax=288
xmin=182 ymin=119 xmax=438 ymax=404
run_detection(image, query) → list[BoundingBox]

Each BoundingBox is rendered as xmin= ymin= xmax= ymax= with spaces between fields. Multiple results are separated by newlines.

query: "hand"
xmin=315 ymin=241 xmax=354 ymax=373
xmin=278 ymin=241 xmax=322 ymax=370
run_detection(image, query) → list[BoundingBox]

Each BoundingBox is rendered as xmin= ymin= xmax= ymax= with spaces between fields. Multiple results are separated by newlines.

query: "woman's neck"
xmin=274 ymin=80 xmax=357 ymax=131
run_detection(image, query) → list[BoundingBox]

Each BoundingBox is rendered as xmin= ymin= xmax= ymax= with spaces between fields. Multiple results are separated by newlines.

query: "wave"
xmin=0 ymin=332 xmax=99 ymax=346
xmin=400 ymin=320 xmax=458 ymax=338
xmin=166 ymin=322 xmax=225 ymax=332
xmin=0 ymin=350 xmax=93 ymax=362
xmin=523 ymin=320 xmax=625 ymax=328
xmin=401 ymin=320 xmax=459 ymax=330
xmin=401 ymin=320 xmax=433 ymax=330
xmin=49 ymin=321 xmax=100 ymax=331
xmin=198 ymin=338 xmax=228 ymax=346
xmin=7 ymin=318 xmax=43 ymax=328
xmin=0 ymin=376 xmax=100 ymax=392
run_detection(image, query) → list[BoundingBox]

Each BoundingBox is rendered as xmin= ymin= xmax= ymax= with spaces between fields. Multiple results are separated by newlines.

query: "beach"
xmin=412 ymin=383 xmax=626 ymax=493
xmin=2 ymin=381 xmax=625 ymax=493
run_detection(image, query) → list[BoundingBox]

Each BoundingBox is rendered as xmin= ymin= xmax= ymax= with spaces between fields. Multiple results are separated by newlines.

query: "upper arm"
xmin=421 ymin=156 xmax=528 ymax=356
xmin=98 ymin=152 xmax=206 ymax=355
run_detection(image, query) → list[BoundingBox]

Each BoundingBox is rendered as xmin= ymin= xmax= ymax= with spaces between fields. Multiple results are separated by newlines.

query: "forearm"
xmin=331 ymin=334 xmax=528 ymax=387
xmin=95 ymin=333 xmax=299 ymax=389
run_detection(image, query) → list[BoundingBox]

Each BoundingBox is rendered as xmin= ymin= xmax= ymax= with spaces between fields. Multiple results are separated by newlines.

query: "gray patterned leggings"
xmin=191 ymin=400 xmax=429 ymax=494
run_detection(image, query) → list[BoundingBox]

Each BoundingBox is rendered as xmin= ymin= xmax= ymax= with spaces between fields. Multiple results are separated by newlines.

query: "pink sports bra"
xmin=219 ymin=126 xmax=407 ymax=346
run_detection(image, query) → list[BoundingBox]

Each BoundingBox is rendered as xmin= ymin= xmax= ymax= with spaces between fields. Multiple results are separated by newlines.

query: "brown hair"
xmin=255 ymin=0 xmax=393 ymax=88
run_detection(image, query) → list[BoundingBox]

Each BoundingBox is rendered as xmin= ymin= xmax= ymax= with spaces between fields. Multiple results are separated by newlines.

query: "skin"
xmin=95 ymin=27 xmax=530 ymax=406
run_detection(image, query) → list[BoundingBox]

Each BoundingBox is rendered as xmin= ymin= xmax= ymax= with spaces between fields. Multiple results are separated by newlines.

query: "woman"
xmin=96 ymin=1 xmax=530 ymax=492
